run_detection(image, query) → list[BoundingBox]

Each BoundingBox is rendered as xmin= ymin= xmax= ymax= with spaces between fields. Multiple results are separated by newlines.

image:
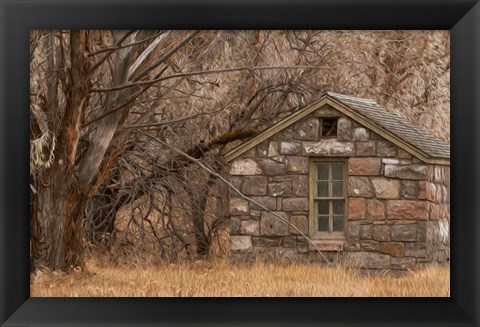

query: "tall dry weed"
xmin=31 ymin=259 xmax=449 ymax=297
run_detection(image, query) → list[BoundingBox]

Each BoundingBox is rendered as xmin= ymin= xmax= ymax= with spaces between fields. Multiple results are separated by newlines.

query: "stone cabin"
xmin=224 ymin=92 xmax=450 ymax=271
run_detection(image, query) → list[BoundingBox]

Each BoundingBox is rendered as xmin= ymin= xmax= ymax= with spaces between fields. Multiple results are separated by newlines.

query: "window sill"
xmin=308 ymin=239 xmax=346 ymax=252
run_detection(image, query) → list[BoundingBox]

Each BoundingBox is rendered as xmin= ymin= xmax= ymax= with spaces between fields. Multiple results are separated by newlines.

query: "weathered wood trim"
xmin=224 ymin=94 xmax=450 ymax=166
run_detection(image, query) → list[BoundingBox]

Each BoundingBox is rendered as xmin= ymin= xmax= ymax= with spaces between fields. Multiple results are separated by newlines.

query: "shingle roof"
xmin=327 ymin=92 xmax=450 ymax=159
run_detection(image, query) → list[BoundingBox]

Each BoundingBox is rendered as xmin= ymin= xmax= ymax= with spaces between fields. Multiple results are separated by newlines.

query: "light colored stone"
xmin=239 ymin=220 xmax=260 ymax=236
xmin=381 ymin=158 xmax=412 ymax=165
xmin=280 ymin=142 xmax=303 ymax=155
xmin=391 ymin=224 xmax=417 ymax=241
xmin=371 ymin=178 xmax=401 ymax=199
xmin=348 ymin=177 xmax=374 ymax=197
xmin=367 ymin=199 xmax=385 ymax=219
xmin=242 ymin=176 xmax=268 ymax=195
xmin=267 ymin=141 xmax=280 ymax=157
xmin=250 ymin=196 xmax=277 ymax=211
xmin=309 ymin=240 xmax=344 ymax=252
xmin=348 ymin=198 xmax=366 ymax=219
xmin=387 ymin=200 xmax=429 ymax=219
xmin=289 ymin=215 xmax=308 ymax=234
xmin=380 ymin=242 xmax=405 ymax=257
xmin=384 ymin=164 xmax=428 ymax=180
xmin=348 ymin=157 xmax=382 ymax=175
xmin=230 ymin=159 xmax=262 ymax=175
xmin=282 ymin=198 xmax=308 ymax=212
xmin=268 ymin=182 xmax=293 ymax=197
xmin=293 ymin=117 xmax=320 ymax=141
xmin=303 ymin=141 xmax=355 ymax=156
xmin=355 ymin=141 xmax=376 ymax=156
xmin=229 ymin=198 xmax=249 ymax=215
xmin=230 ymin=235 xmax=252 ymax=252
xmin=260 ymin=212 xmax=289 ymax=236
xmin=337 ymin=117 xmax=353 ymax=141
xmin=353 ymin=127 xmax=370 ymax=141
xmin=286 ymin=156 xmax=309 ymax=173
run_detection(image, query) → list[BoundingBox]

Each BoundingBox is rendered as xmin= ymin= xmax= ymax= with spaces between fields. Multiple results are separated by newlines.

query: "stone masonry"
xmin=227 ymin=104 xmax=450 ymax=270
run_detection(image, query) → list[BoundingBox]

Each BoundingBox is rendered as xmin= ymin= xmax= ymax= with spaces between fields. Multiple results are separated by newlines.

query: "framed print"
xmin=1 ymin=0 xmax=479 ymax=326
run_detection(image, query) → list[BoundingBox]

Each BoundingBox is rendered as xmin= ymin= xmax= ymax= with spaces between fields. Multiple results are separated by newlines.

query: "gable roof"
xmin=224 ymin=92 xmax=450 ymax=165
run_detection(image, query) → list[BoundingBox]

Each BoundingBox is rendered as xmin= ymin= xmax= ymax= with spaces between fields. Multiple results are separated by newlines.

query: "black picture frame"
xmin=1 ymin=1 xmax=479 ymax=326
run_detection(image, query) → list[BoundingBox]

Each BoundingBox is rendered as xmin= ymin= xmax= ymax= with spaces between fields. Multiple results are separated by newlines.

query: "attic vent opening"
xmin=321 ymin=118 xmax=338 ymax=138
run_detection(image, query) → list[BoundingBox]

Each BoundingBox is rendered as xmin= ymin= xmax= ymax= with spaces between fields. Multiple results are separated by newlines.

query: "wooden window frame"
xmin=308 ymin=158 xmax=348 ymax=239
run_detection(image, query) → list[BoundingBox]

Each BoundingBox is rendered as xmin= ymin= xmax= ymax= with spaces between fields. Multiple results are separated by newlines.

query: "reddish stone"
xmin=386 ymin=200 xmax=430 ymax=220
xmin=429 ymin=203 xmax=439 ymax=219
xmin=286 ymin=156 xmax=309 ymax=173
xmin=371 ymin=178 xmax=401 ymax=199
xmin=348 ymin=198 xmax=366 ymax=219
xmin=418 ymin=181 xmax=436 ymax=201
xmin=380 ymin=242 xmax=405 ymax=257
xmin=367 ymin=199 xmax=385 ymax=219
xmin=348 ymin=157 xmax=382 ymax=176
xmin=355 ymin=141 xmax=376 ymax=156
xmin=229 ymin=198 xmax=249 ymax=215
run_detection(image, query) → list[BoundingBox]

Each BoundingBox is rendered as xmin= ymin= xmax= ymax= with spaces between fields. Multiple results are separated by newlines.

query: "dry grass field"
xmin=31 ymin=260 xmax=450 ymax=297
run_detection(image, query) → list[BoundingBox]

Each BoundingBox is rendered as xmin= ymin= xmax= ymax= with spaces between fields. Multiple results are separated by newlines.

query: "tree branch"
xmin=138 ymin=129 xmax=331 ymax=264
xmin=90 ymin=65 xmax=332 ymax=93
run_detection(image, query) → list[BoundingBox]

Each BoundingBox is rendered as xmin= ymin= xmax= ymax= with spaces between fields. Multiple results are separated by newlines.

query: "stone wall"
xmin=227 ymin=105 xmax=450 ymax=270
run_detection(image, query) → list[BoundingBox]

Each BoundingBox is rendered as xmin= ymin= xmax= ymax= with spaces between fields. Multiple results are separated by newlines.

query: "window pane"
xmin=332 ymin=200 xmax=344 ymax=214
xmin=332 ymin=181 xmax=343 ymax=197
xmin=317 ymin=164 xmax=329 ymax=180
xmin=333 ymin=215 xmax=344 ymax=232
xmin=317 ymin=200 xmax=329 ymax=215
xmin=317 ymin=181 xmax=328 ymax=197
xmin=317 ymin=215 xmax=329 ymax=232
xmin=332 ymin=163 xmax=343 ymax=180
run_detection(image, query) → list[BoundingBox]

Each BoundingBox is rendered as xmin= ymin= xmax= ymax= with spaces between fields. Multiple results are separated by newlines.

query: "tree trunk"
xmin=30 ymin=167 xmax=85 ymax=271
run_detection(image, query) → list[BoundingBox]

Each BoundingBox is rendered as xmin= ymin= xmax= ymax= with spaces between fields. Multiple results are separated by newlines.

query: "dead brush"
xmin=30 ymin=259 xmax=449 ymax=297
